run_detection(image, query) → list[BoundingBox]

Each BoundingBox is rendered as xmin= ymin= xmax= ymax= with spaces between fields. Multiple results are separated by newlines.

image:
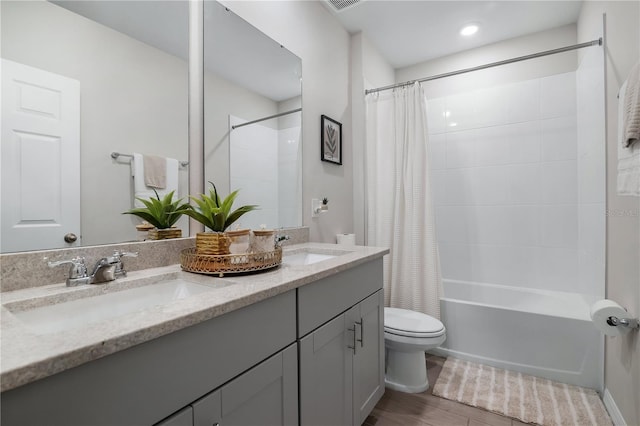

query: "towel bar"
xmin=111 ymin=152 xmax=189 ymax=168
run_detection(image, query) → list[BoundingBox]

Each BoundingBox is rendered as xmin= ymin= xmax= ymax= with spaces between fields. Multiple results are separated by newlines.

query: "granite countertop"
xmin=0 ymin=243 xmax=388 ymax=392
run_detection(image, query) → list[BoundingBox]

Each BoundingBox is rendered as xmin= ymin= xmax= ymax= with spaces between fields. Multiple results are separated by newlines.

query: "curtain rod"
xmin=365 ymin=38 xmax=602 ymax=95
xmin=231 ymin=108 xmax=302 ymax=130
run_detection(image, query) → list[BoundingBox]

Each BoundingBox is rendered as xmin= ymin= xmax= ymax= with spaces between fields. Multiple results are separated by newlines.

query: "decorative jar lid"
xmin=226 ymin=229 xmax=250 ymax=237
xmin=136 ymin=221 xmax=155 ymax=231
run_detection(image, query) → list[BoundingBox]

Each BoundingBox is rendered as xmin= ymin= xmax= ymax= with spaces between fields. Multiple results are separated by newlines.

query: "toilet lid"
xmin=384 ymin=307 xmax=445 ymax=337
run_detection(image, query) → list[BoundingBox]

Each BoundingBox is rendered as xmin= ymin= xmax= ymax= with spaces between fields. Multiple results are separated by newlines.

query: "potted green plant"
xmin=181 ymin=182 xmax=258 ymax=255
xmin=123 ymin=190 xmax=189 ymax=240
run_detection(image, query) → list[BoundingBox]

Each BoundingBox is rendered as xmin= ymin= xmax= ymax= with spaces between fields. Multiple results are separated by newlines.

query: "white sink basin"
xmin=10 ymin=279 xmax=214 ymax=335
xmin=282 ymin=252 xmax=337 ymax=266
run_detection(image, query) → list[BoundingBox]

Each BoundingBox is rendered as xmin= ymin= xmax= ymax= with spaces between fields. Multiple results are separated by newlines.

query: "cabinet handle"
xmin=356 ymin=318 xmax=364 ymax=347
xmin=347 ymin=326 xmax=357 ymax=354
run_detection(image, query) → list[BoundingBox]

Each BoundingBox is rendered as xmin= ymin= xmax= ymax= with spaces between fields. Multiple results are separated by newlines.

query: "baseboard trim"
xmin=603 ymin=388 xmax=627 ymax=426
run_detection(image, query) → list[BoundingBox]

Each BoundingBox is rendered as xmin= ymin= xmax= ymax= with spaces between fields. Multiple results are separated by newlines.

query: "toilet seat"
xmin=385 ymin=327 xmax=445 ymax=338
xmin=384 ymin=307 xmax=445 ymax=338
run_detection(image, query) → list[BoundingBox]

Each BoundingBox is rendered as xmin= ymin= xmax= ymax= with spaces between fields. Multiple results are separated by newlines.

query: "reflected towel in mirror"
xmin=143 ymin=155 xmax=167 ymax=189
xmin=132 ymin=153 xmax=179 ymax=207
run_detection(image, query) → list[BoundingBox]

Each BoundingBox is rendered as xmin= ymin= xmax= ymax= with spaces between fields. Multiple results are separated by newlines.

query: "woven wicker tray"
xmin=180 ymin=247 xmax=282 ymax=277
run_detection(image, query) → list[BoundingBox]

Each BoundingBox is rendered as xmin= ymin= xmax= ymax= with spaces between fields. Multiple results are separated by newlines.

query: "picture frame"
xmin=321 ymin=115 xmax=342 ymax=165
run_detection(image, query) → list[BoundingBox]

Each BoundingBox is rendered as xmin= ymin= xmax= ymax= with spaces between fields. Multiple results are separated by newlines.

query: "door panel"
xmin=300 ymin=310 xmax=355 ymax=426
xmin=1 ymin=59 xmax=80 ymax=252
xmin=353 ymin=290 xmax=385 ymax=425
xmin=155 ymin=407 xmax=193 ymax=426
xmin=192 ymin=344 xmax=297 ymax=426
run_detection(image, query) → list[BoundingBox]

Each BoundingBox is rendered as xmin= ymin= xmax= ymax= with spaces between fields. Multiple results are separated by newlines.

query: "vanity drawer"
xmin=297 ymin=259 xmax=383 ymax=338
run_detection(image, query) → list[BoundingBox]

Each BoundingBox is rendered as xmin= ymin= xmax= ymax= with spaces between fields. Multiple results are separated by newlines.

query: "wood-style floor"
xmin=364 ymin=355 xmax=528 ymax=426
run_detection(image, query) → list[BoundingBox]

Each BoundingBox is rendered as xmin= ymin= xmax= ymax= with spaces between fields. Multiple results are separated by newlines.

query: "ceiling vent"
xmin=325 ymin=0 xmax=364 ymax=12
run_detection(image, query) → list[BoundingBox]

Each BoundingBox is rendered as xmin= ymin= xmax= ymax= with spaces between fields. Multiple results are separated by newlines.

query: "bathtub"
xmin=433 ymin=280 xmax=603 ymax=390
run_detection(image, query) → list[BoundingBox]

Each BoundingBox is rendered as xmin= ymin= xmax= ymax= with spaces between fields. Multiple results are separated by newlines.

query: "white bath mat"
xmin=432 ymin=358 xmax=612 ymax=426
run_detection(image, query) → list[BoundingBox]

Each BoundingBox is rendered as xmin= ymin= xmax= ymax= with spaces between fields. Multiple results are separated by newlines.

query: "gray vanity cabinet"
xmin=299 ymin=306 xmax=357 ymax=426
xmin=156 ymin=407 xmax=194 ymax=426
xmin=190 ymin=343 xmax=298 ymax=426
xmin=2 ymin=257 xmax=386 ymax=426
xmin=1 ymin=290 xmax=296 ymax=426
xmin=353 ymin=290 xmax=385 ymax=425
xmin=298 ymin=259 xmax=384 ymax=426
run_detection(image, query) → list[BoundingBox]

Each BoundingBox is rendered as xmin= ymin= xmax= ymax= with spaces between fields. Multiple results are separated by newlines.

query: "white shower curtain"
xmin=365 ymin=82 xmax=443 ymax=319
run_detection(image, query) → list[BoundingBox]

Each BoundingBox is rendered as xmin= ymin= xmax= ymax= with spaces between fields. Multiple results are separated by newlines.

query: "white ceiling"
xmin=326 ymin=0 xmax=584 ymax=69
xmin=50 ymin=1 xmax=582 ymax=95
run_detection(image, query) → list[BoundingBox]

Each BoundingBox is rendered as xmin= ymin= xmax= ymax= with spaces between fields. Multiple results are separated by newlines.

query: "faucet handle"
xmin=112 ymin=250 xmax=138 ymax=259
xmin=111 ymin=251 xmax=138 ymax=278
xmin=48 ymin=256 xmax=88 ymax=278
xmin=47 ymin=256 xmax=90 ymax=286
xmin=275 ymin=234 xmax=290 ymax=248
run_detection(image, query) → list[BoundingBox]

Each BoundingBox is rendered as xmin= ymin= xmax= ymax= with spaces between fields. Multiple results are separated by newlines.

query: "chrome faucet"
xmin=48 ymin=257 xmax=91 ymax=287
xmin=110 ymin=250 xmax=138 ymax=279
xmin=90 ymin=251 xmax=138 ymax=284
xmin=48 ymin=251 xmax=138 ymax=287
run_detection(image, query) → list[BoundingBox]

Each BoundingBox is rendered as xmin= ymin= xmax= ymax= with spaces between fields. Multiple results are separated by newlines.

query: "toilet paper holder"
xmin=606 ymin=316 xmax=640 ymax=329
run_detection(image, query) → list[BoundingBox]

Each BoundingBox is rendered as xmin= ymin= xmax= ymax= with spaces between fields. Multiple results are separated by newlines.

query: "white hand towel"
xmin=617 ymin=81 xmax=640 ymax=196
xmin=132 ymin=153 xmax=179 ymax=207
xmin=622 ymin=61 xmax=640 ymax=148
xmin=143 ymin=155 xmax=167 ymax=189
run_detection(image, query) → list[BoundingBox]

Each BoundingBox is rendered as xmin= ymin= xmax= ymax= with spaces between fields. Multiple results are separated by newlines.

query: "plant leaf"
xmin=123 ymin=190 xmax=186 ymax=229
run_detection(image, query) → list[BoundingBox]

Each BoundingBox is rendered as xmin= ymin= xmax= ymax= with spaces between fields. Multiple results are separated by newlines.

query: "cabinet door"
xmin=155 ymin=407 xmax=193 ymax=426
xmin=353 ymin=290 xmax=385 ymax=425
xmin=299 ymin=307 xmax=357 ymax=426
xmin=192 ymin=344 xmax=297 ymax=426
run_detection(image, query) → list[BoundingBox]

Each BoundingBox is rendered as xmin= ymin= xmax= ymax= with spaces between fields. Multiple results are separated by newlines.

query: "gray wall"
xmin=578 ymin=2 xmax=640 ymax=425
xmin=351 ymin=33 xmax=396 ymax=246
xmin=203 ymin=69 xmax=279 ymax=196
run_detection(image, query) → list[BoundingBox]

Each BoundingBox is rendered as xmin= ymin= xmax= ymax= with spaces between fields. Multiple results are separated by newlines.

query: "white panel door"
xmin=1 ymin=59 xmax=81 ymax=252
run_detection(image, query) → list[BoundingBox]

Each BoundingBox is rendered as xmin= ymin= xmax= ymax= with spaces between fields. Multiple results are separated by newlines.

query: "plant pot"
xmin=148 ymin=227 xmax=182 ymax=240
xmin=196 ymin=232 xmax=231 ymax=255
xmin=226 ymin=229 xmax=251 ymax=254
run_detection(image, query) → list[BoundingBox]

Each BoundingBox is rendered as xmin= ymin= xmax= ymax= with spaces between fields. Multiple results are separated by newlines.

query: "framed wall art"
xmin=321 ymin=115 xmax=342 ymax=165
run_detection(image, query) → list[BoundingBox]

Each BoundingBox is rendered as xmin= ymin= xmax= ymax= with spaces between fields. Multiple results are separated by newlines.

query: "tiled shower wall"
xmin=230 ymin=115 xmax=302 ymax=230
xmin=576 ymin=47 xmax=606 ymax=298
xmin=428 ymin=69 xmax=604 ymax=296
xmin=278 ymin=126 xmax=302 ymax=227
xmin=230 ymin=115 xmax=279 ymax=229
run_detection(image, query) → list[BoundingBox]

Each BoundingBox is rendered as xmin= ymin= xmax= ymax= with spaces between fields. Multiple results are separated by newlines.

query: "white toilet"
xmin=384 ymin=307 xmax=446 ymax=393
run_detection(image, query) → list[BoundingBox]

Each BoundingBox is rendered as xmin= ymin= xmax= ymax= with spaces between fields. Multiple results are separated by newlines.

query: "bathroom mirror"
xmin=1 ymin=0 xmax=189 ymax=253
xmin=204 ymin=2 xmax=303 ymax=230
xmin=0 ymin=0 xmax=302 ymax=253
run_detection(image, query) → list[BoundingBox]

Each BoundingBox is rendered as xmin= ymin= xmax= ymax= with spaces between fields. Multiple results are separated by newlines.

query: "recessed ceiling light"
xmin=460 ymin=24 xmax=479 ymax=36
